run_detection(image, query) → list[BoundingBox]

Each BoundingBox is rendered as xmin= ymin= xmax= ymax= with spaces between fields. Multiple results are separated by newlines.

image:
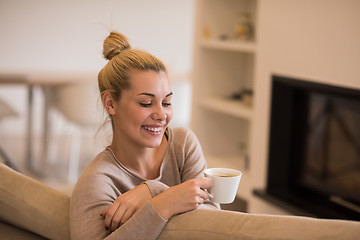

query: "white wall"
xmin=0 ymin=0 xmax=194 ymax=74
xmin=250 ymin=0 xmax=360 ymax=212
xmin=0 ymin=0 xmax=195 ymax=170
xmin=0 ymin=0 xmax=195 ymax=131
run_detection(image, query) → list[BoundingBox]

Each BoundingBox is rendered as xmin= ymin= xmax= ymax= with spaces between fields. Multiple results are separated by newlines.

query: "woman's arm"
xmin=101 ymin=183 xmax=152 ymax=231
xmin=150 ymin=177 xmax=213 ymax=220
xmin=70 ymin=173 xmax=168 ymax=240
xmin=100 ymin=177 xmax=213 ymax=234
xmin=178 ymin=128 xmax=220 ymax=210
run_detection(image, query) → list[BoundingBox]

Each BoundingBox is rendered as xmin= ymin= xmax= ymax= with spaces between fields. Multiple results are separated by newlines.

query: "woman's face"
xmin=112 ymin=70 xmax=173 ymax=148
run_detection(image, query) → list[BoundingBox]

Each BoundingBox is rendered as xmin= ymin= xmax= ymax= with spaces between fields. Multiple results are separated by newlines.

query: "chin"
xmin=146 ymin=140 xmax=162 ymax=148
xmin=141 ymin=129 xmax=166 ymax=148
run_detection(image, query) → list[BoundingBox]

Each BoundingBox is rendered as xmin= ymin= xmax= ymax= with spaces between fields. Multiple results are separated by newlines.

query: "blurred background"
xmin=0 ymin=0 xmax=194 ymax=186
xmin=1 ymin=0 xmax=359 ymax=217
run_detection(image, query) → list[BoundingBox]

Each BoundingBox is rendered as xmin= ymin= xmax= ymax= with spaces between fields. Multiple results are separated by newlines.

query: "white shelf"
xmin=200 ymin=39 xmax=256 ymax=53
xmin=199 ymin=96 xmax=253 ymax=120
xmin=193 ymin=0 xmax=258 ymax=205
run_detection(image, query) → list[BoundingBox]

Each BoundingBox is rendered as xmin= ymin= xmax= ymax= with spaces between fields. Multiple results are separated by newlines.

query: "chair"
xmin=50 ymin=81 xmax=102 ymax=183
xmin=0 ymin=97 xmax=19 ymax=171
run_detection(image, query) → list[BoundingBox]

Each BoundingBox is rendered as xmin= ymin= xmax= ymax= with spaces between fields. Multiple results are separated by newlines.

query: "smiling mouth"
xmin=142 ymin=126 xmax=163 ymax=134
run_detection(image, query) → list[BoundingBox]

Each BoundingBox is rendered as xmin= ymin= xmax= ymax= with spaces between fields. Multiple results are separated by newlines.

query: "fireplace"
xmin=255 ymin=75 xmax=360 ymax=221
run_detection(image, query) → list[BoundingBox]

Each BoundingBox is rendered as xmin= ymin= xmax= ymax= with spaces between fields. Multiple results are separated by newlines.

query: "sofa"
xmin=1 ymin=163 xmax=359 ymax=240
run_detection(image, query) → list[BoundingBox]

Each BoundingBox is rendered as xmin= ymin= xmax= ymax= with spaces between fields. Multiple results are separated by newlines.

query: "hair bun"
xmin=103 ymin=32 xmax=131 ymax=61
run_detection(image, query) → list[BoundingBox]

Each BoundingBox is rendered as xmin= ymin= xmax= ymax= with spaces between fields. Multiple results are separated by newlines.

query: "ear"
xmin=102 ymin=92 xmax=116 ymax=115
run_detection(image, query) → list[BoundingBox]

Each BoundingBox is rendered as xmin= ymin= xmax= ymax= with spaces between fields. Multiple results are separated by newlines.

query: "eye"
xmin=140 ymin=103 xmax=152 ymax=107
xmin=162 ymin=102 xmax=172 ymax=107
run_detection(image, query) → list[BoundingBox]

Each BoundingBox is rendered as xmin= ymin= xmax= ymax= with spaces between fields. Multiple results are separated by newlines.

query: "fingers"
xmin=109 ymin=206 xmax=127 ymax=231
xmin=103 ymin=202 xmax=119 ymax=230
xmin=101 ymin=184 xmax=153 ymax=231
xmin=193 ymin=178 xmax=212 ymax=204
xmin=103 ymin=201 xmax=139 ymax=231
xmin=151 ymin=178 xmax=212 ymax=219
xmin=197 ymin=177 xmax=213 ymax=189
xmin=198 ymin=188 xmax=210 ymax=201
xmin=195 ymin=194 xmax=206 ymax=205
xmin=102 ymin=203 xmax=133 ymax=231
xmin=186 ymin=178 xmax=212 ymax=204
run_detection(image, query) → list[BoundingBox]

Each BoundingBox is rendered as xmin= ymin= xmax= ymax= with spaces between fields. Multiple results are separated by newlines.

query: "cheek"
xmin=119 ymin=105 xmax=147 ymax=125
xmin=166 ymin=108 xmax=174 ymax=122
xmin=132 ymin=108 xmax=149 ymax=123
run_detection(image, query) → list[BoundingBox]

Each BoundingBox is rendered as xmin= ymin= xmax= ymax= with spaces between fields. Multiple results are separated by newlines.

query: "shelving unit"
xmin=198 ymin=96 xmax=253 ymax=120
xmin=191 ymin=0 xmax=257 ymax=203
xmin=200 ymin=39 xmax=256 ymax=53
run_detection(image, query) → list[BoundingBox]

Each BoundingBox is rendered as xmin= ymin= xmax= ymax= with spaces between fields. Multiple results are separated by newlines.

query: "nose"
xmin=152 ymin=105 xmax=167 ymax=122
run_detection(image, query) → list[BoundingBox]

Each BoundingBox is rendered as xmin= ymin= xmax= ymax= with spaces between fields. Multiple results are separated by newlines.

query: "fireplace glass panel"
xmin=301 ymin=93 xmax=360 ymax=204
xmin=263 ymin=75 xmax=360 ymax=221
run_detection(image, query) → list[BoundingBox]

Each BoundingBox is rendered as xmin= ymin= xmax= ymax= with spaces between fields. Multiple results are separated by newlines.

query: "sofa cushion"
xmin=0 ymin=164 xmax=70 ymax=240
xmin=158 ymin=208 xmax=360 ymax=240
xmin=0 ymin=221 xmax=46 ymax=240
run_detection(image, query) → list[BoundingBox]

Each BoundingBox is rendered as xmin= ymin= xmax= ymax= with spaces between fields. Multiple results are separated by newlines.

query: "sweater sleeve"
xmin=70 ymin=171 xmax=168 ymax=240
xmin=105 ymin=201 xmax=168 ymax=240
xmin=144 ymin=180 xmax=169 ymax=197
xmin=179 ymin=128 xmax=220 ymax=210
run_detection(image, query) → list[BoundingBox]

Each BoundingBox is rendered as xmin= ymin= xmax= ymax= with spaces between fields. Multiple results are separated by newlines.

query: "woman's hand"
xmin=150 ymin=177 xmax=212 ymax=220
xmin=101 ymin=183 xmax=152 ymax=231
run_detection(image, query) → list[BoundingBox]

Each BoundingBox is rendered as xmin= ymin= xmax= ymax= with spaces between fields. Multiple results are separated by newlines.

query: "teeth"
xmin=143 ymin=126 xmax=162 ymax=132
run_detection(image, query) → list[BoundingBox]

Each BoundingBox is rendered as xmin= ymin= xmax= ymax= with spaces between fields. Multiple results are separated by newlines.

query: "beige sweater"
xmin=70 ymin=127 xmax=219 ymax=240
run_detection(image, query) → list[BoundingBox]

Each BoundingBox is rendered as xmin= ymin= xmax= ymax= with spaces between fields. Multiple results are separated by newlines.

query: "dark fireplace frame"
xmin=254 ymin=75 xmax=360 ymax=221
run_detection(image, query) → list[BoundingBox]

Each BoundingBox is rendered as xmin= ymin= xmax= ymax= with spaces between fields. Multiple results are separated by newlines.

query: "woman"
xmin=70 ymin=32 xmax=219 ymax=240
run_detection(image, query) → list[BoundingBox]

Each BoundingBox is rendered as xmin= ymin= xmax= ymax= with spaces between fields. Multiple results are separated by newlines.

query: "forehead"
xmin=128 ymin=70 xmax=171 ymax=95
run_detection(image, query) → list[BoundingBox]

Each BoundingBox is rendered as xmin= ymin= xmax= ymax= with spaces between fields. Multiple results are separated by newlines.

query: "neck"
xmin=109 ymin=135 xmax=167 ymax=179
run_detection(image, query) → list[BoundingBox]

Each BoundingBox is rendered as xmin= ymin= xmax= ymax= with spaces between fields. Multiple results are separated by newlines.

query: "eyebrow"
xmin=137 ymin=92 xmax=173 ymax=97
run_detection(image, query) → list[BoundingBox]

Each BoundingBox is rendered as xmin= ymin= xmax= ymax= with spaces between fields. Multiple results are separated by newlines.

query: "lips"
xmin=142 ymin=125 xmax=163 ymax=134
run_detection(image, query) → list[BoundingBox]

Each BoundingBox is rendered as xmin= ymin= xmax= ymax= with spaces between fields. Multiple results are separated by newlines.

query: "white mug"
xmin=204 ymin=168 xmax=242 ymax=204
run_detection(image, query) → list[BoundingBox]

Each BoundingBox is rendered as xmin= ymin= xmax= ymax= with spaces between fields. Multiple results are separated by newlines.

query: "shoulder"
xmin=72 ymin=149 xmax=120 ymax=196
xmin=166 ymin=128 xmax=206 ymax=180
xmin=167 ymin=127 xmax=203 ymax=158
xmin=168 ymin=127 xmax=199 ymax=145
xmin=79 ymin=149 xmax=115 ymax=178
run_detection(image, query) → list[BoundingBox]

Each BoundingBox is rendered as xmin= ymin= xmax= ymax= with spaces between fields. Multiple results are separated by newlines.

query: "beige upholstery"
xmin=0 ymin=164 xmax=70 ymax=240
xmin=0 ymin=221 xmax=45 ymax=240
xmin=0 ymin=163 xmax=359 ymax=240
xmin=158 ymin=209 xmax=360 ymax=240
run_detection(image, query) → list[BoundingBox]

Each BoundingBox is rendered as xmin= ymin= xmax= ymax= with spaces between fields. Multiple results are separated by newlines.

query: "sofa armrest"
xmin=0 ymin=221 xmax=46 ymax=240
xmin=159 ymin=208 xmax=360 ymax=240
xmin=0 ymin=164 xmax=70 ymax=240
xmin=1 ymin=163 xmax=359 ymax=240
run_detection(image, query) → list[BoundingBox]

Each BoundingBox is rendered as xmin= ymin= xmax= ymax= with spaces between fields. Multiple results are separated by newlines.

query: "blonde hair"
xmin=98 ymin=32 xmax=167 ymax=102
xmin=96 ymin=32 xmax=167 ymax=141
